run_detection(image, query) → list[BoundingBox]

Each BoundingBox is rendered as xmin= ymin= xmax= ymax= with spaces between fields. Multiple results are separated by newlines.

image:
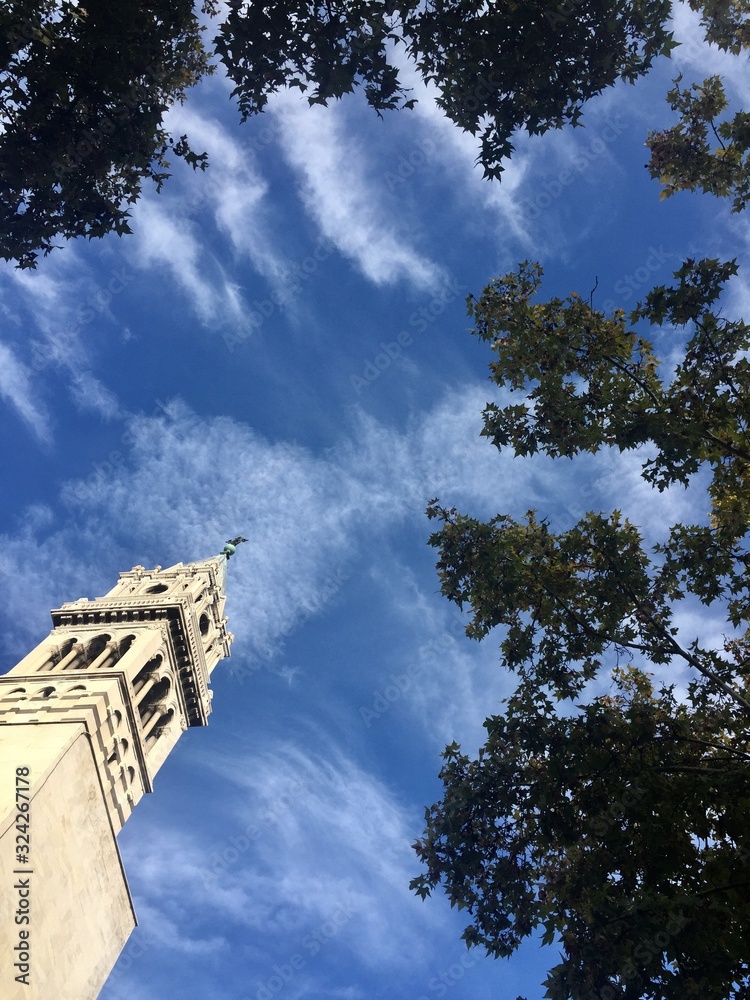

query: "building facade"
xmin=0 ymin=553 xmax=234 ymax=999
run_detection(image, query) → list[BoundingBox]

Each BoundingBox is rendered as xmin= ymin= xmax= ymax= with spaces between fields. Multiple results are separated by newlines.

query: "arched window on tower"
xmin=138 ymin=676 xmax=171 ymax=729
xmin=83 ymin=633 xmax=114 ymax=670
xmin=117 ymin=634 xmax=136 ymax=658
xmin=145 ymin=707 xmax=174 ymax=751
xmin=132 ymin=654 xmax=162 ymax=695
xmin=107 ymin=738 xmax=129 ymax=766
xmin=39 ymin=636 xmax=80 ymax=672
xmin=85 ymin=632 xmax=137 ymax=672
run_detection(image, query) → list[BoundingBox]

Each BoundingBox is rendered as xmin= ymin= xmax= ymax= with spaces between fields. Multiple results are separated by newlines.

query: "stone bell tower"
xmin=0 ymin=545 xmax=241 ymax=999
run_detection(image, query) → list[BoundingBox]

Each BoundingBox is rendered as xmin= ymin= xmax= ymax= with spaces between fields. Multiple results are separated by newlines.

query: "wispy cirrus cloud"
xmin=272 ymin=94 xmax=445 ymax=291
xmin=123 ymin=739 xmax=442 ymax=970
xmin=127 ymin=198 xmax=248 ymax=332
xmin=0 ymin=251 xmax=127 ymax=429
xmin=387 ymin=44 xmax=634 ymax=259
xmin=0 ymin=339 xmax=51 ymax=442
xmin=69 ymin=370 xmax=122 ymax=420
xmin=162 ymin=102 xmax=295 ymax=296
xmin=0 ymin=383 xmax=710 ymax=665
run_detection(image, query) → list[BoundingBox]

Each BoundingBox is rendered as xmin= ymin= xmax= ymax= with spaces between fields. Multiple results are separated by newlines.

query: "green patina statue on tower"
xmin=222 ymin=536 xmax=248 ymax=559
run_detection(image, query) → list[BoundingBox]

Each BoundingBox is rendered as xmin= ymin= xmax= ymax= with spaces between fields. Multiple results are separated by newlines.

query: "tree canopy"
xmin=3 ymin=0 xmax=745 ymax=269
xmin=215 ymin=0 xmax=675 ymax=178
xmin=1 ymin=0 xmax=681 ymax=268
xmin=410 ymin=22 xmax=750 ymax=997
xmin=0 ymin=0 xmax=214 ymax=268
xmin=414 ymin=672 xmax=750 ymax=1000
xmin=647 ymin=74 xmax=750 ymax=213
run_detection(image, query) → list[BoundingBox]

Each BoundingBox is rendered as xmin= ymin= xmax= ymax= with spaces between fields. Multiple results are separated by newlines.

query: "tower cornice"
xmin=50 ymin=597 xmax=229 ymax=727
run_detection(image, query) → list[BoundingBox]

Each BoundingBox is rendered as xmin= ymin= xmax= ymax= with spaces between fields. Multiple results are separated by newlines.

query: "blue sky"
xmin=1 ymin=6 xmax=749 ymax=999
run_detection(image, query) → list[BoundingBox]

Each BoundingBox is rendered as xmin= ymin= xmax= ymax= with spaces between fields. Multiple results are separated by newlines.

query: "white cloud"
xmin=387 ymin=40 xmax=636 ymax=261
xmin=124 ymin=739 xmax=442 ymax=972
xmin=163 ymin=103 xmax=294 ymax=296
xmin=128 ymin=199 xmax=248 ymax=332
xmin=126 ymin=900 xmax=227 ymax=957
xmin=0 ymin=340 xmax=51 ymax=442
xmin=272 ymin=94 xmax=445 ymax=291
xmin=390 ymin=53 xmax=535 ymax=247
xmin=592 ymin=445 xmax=711 ymax=544
xmin=362 ymin=555 xmax=512 ymax=751
xmin=9 ymin=257 xmax=91 ymax=368
xmin=0 ymin=382 xmax=713 ymax=668
xmin=69 ymin=370 xmax=121 ymax=419
xmin=0 ymin=250 xmax=129 ymax=430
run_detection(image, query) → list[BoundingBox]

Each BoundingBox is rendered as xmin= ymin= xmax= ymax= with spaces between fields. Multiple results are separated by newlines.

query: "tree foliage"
xmin=645 ymin=3 xmax=750 ymax=211
xmin=1 ymin=0 xmax=740 ymax=268
xmin=413 ymin=671 xmax=750 ymax=999
xmin=647 ymin=75 xmax=750 ymax=213
xmin=0 ymin=0 xmax=215 ymax=267
xmin=411 ymin=16 xmax=750 ymax=997
xmin=215 ymin=0 xmax=674 ymax=178
xmin=413 ymin=269 xmax=750 ymax=993
xmin=684 ymin=0 xmax=750 ymax=52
